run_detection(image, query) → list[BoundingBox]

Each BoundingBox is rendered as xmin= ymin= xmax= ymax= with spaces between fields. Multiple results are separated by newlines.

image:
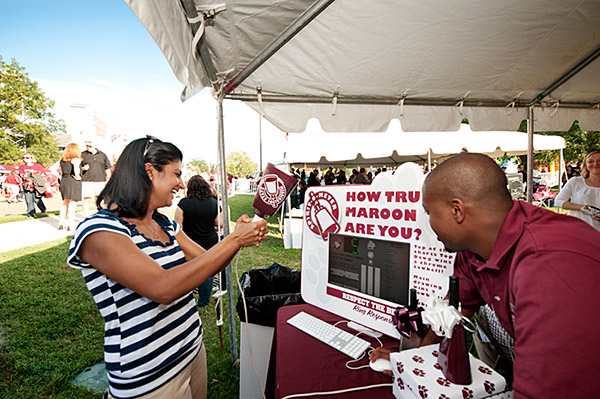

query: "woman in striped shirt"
xmin=68 ymin=137 xmax=267 ymax=399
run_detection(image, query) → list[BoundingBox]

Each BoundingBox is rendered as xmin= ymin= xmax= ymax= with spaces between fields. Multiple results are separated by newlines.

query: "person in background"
xmin=5 ymin=171 xmax=22 ymax=203
xmin=81 ymin=139 xmax=111 ymax=217
xmin=307 ymin=169 xmax=320 ymax=187
xmin=289 ymin=169 xmax=301 ymax=208
xmin=209 ymin=167 xmax=218 ymax=189
xmin=67 ymin=137 xmax=267 ymax=399
xmin=565 ymin=165 xmax=574 ymax=181
xmin=324 ymin=167 xmax=335 ymax=185
xmin=18 ymin=153 xmax=47 ymax=217
xmin=298 ymin=179 xmax=308 ymax=207
xmin=58 ymin=143 xmax=82 ymax=231
xmin=336 ymin=169 xmax=347 ymax=185
xmin=573 ymin=161 xmax=582 ymax=176
xmin=517 ymin=163 xmax=527 ymax=184
xmin=353 ymin=167 xmax=370 ymax=184
xmin=174 ymin=175 xmax=223 ymax=308
xmin=348 ymin=169 xmax=358 ymax=184
xmin=200 ymin=168 xmax=210 ymax=182
xmin=554 ymin=149 xmax=600 ymax=231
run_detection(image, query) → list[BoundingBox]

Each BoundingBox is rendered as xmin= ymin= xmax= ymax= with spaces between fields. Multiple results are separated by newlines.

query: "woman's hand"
xmin=233 ymin=214 xmax=268 ymax=247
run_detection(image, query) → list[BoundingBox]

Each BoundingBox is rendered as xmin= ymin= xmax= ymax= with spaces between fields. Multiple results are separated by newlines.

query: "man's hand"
xmin=369 ymin=347 xmax=395 ymax=377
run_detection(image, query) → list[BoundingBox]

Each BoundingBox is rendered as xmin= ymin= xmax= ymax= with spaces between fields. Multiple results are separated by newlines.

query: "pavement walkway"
xmin=0 ymin=196 xmax=82 ymax=254
xmin=0 ymin=195 xmax=180 ymax=255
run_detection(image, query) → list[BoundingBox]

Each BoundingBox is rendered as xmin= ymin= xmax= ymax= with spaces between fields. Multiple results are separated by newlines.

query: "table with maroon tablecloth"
xmin=265 ymin=304 xmax=399 ymax=399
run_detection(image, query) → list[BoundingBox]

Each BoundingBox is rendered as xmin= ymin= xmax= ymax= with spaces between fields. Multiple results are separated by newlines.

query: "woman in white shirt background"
xmin=555 ymin=149 xmax=600 ymax=231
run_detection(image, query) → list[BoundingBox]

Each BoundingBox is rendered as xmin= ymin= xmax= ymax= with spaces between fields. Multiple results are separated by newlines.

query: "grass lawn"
xmin=0 ymin=210 xmax=60 ymax=225
xmin=0 ymin=195 xmax=301 ymax=398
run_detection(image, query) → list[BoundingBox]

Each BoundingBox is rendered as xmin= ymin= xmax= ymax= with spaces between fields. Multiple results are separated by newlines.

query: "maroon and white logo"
xmin=305 ymin=191 xmax=341 ymax=241
xmin=257 ymin=174 xmax=287 ymax=208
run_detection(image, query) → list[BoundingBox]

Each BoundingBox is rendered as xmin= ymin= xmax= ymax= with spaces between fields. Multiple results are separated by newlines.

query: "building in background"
xmin=56 ymin=104 xmax=127 ymax=163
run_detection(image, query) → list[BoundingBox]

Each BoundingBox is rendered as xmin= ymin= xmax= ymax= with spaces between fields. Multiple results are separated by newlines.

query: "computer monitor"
xmin=300 ymin=163 xmax=454 ymax=339
xmin=328 ymin=233 xmax=410 ymax=306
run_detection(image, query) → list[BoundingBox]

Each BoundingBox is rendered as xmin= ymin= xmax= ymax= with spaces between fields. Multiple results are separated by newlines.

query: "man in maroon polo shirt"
xmin=418 ymin=153 xmax=600 ymax=397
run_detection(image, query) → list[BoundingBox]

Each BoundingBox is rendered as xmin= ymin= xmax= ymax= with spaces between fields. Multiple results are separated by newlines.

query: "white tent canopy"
xmin=127 ymin=0 xmax=600 ymax=132
xmin=285 ymin=122 xmax=566 ymax=168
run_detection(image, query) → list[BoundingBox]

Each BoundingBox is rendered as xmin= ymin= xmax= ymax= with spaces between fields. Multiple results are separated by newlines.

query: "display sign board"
xmin=301 ymin=163 xmax=455 ymax=338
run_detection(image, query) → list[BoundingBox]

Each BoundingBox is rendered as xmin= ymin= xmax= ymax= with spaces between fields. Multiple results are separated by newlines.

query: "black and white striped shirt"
xmin=68 ymin=209 xmax=202 ymax=398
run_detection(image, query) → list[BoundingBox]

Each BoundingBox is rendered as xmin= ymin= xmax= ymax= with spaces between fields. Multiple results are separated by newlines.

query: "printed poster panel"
xmin=301 ymin=163 xmax=455 ymax=338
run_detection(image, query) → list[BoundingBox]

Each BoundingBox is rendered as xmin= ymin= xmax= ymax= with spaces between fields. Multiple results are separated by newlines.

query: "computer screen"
xmin=328 ymin=233 xmax=410 ymax=306
xmin=300 ymin=164 xmax=454 ymax=338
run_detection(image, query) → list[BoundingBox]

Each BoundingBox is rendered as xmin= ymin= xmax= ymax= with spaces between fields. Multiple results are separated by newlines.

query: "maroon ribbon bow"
xmin=392 ymin=306 xmax=424 ymax=339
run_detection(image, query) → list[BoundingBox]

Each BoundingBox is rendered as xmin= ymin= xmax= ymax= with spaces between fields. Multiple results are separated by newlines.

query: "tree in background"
xmin=539 ymin=121 xmax=600 ymax=162
xmin=0 ymin=57 xmax=63 ymax=166
xmin=226 ymin=151 xmax=258 ymax=178
xmin=518 ymin=120 xmax=600 ymax=165
xmin=187 ymin=158 xmax=215 ymax=174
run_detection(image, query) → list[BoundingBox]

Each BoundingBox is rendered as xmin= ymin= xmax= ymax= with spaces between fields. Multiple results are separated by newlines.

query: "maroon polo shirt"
xmin=454 ymin=200 xmax=600 ymax=398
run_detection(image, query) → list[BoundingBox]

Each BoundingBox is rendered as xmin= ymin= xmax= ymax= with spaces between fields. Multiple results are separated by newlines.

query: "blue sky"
xmin=1 ymin=1 xmax=177 ymax=89
xmin=0 ymin=0 xmax=285 ymax=165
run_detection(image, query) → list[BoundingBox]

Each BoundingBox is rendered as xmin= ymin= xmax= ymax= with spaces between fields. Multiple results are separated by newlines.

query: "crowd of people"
xmin=0 ymin=138 xmax=112 ymax=222
xmin=288 ymin=166 xmax=391 ymax=208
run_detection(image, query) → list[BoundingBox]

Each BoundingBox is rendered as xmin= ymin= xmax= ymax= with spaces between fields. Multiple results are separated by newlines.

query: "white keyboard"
xmin=287 ymin=311 xmax=370 ymax=359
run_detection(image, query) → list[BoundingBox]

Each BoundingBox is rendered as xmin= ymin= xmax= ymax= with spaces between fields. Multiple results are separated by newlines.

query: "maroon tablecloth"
xmin=265 ymin=304 xmax=398 ymax=399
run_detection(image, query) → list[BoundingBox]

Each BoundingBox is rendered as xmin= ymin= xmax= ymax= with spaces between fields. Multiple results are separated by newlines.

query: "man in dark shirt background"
xmin=81 ymin=138 xmax=111 ymax=217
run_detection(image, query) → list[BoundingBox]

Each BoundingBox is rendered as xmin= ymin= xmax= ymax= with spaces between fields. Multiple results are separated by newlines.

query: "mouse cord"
xmin=345 ymin=350 xmax=371 ymax=370
xmin=280 ymin=383 xmax=394 ymax=399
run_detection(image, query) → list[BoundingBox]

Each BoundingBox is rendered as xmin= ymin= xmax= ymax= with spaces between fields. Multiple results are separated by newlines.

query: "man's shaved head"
xmin=423 ymin=153 xmax=512 ymax=209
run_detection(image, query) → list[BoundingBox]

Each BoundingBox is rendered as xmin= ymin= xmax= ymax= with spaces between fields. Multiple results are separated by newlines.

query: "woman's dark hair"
xmin=186 ymin=175 xmax=216 ymax=200
xmin=97 ymin=137 xmax=183 ymax=218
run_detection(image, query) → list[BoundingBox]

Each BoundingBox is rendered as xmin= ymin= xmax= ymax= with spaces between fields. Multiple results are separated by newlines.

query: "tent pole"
xmin=259 ymin=112 xmax=263 ymax=171
xmin=427 ymin=149 xmax=431 ymax=172
xmin=180 ymin=0 xmax=218 ymax=82
xmin=216 ymin=96 xmax=238 ymax=361
xmin=559 ymin=149 xmax=564 ymax=192
xmin=526 ymin=107 xmax=534 ymax=203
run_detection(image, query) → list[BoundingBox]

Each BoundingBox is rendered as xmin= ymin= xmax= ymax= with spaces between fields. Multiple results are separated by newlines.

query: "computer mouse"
xmin=369 ymin=357 xmax=392 ymax=373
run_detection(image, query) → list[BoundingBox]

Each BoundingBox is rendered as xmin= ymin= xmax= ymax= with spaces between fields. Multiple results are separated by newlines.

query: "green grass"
xmin=0 ymin=195 xmax=300 ymax=398
xmin=0 ymin=210 xmax=60 ymax=225
xmin=0 ymin=239 xmax=104 ymax=398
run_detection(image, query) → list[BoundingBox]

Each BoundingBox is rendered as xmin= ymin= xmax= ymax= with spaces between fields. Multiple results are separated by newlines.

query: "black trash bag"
xmin=236 ymin=262 xmax=304 ymax=327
